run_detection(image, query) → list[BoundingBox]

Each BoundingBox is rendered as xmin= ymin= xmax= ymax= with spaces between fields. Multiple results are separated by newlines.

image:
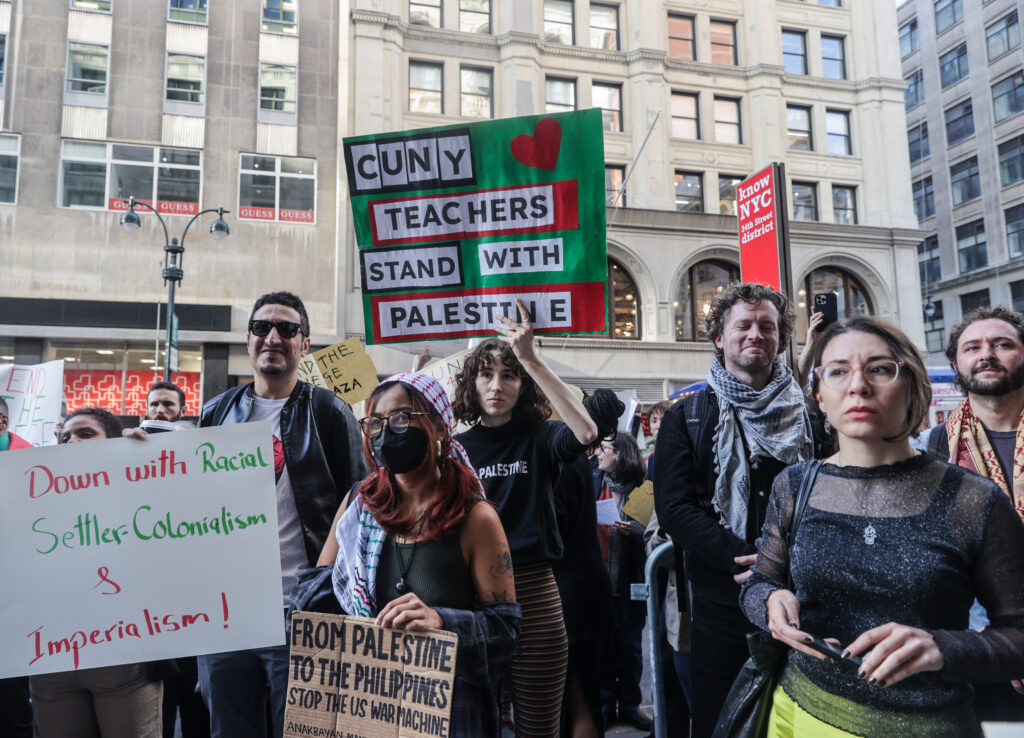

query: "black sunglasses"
xmin=248 ymin=320 xmax=305 ymax=339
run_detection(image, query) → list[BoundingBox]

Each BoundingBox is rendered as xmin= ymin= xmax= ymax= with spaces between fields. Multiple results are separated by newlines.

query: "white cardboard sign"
xmin=0 ymin=422 xmax=284 ymax=677
xmin=0 ymin=361 xmax=65 ymax=447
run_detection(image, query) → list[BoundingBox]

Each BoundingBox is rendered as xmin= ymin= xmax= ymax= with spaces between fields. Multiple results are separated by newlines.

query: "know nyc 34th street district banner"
xmin=343 ymin=109 xmax=608 ymax=344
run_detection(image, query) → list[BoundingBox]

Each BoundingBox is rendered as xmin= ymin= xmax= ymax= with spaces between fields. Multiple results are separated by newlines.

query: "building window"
xmin=545 ymin=76 xmax=576 ymax=113
xmin=169 ymin=0 xmax=207 ymax=23
xmin=944 ymin=99 xmax=974 ymax=144
xmin=671 ymin=92 xmax=699 ymax=139
xmin=950 ymin=157 xmax=981 ymax=205
xmin=710 ymin=20 xmax=737 ymax=65
xmin=0 ymin=134 xmax=18 ymax=204
xmin=833 ymin=185 xmax=856 ymax=224
xmin=939 ymin=43 xmax=968 ymax=88
xmin=674 ymin=171 xmax=703 ymax=212
xmin=410 ymin=0 xmax=441 ymax=28
xmin=821 ymin=35 xmax=846 ymax=80
xmin=787 ymin=105 xmax=812 ymax=151
xmin=905 ymin=69 xmax=923 ymax=109
xmin=259 ymin=63 xmax=296 ymax=113
xmin=719 ymin=174 xmax=743 ymax=216
xmin=918 ymin=236 xmax=941 ymax=287
xmin=544 ymin=0 xmax=573 ymax=45
xmin=798 ymin=268 xmax=871 ymax=340
xmin=262 ymin=0 xmax=298 ymax=34
xmin=0 ymin=34 xmax=6 ymax=94
xmin=957 ymin=219 xmax=987 ymax=272
xmin=998 ymin=134 xmax=1024 ymax=187
xmin=987 ymin=11 xmax=1020 ymax=61
xmin=960 ymin=289 xmax=990 ymax=315
xmin=70 ymin=0 xmax=111 ymax=11
xmin=1012 ymin=281 xmax=1024 ymax=313
xmin=674 ymin=260 xmax=739 ymax=341
xmin=60 ymin=141 xmax=201 ymax=213
xmin=925 ymin=299 xmax=945 ymax=353
xmin=460 ymin=66 xmax=492 ymax=118
xmin=714 ymin=97 xmax=741 ymax=144
xmin=826 ymin=110 xmax=851 ymax=155
xmin=239 ymin=154 xmax=315 ymax=223
xmin=792 ymin=181 xmax=818 ymax=221
xmin=900 ymin=18 xmax=919 ymax=57
xmin=593 ymin=82 xmax=622 ymax=132
xmin=993 ymin=72 xmax=1024 ymax=123
xmin=459 ymin=0 xmax=490 ymax=34
xmin=409 ymin=61 xmax=443 ymax=114
xmin=1006 ymin=203 xmax=1024 ymax=257
xmin=67 ymin=42 xmax=108 ymax=95
xmin=908 ymin=122 xmax=930 ymax=163
xmin=590 ymin=3 xmax=618 ymax=50
xmin=782 ymin=30 xmax=807 ymax=75
xmin=913 ymin=177 xmax=935 ymax=221
xmin=934 ymin=0 xmax=962 ymax=34
xmin=605 ymin=165 xmax=625 ymax=207
xmin=608 ymin=258 xmax=641 ymax=339
xmin=668 ymin=14 xmax=695 ymax=60
xmin=166 ymin=54 xmax=204 ymax=106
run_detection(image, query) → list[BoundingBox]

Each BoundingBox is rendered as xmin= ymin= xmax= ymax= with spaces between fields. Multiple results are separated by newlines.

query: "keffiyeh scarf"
xmin=706 ymin=358 xmax=813 ymax=536
xmin=946 ymin=398 xmax=1024 ymax=521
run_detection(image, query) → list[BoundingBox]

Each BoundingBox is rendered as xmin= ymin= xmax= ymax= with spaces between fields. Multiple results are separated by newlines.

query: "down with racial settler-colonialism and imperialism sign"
xmin=343 ymin=109 xmax=608 ymax=343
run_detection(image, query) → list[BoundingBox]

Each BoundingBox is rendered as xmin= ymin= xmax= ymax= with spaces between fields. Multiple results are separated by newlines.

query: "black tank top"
xmin=375 ymin=529 xmax=476 ymax=611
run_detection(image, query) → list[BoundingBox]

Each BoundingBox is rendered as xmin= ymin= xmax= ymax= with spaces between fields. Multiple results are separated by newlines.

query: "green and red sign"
xmin=343 ymin=110 xmax=608 ymax=344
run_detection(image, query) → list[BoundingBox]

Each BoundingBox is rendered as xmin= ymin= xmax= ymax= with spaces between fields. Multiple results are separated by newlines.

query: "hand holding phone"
xmin=805 ymin=635 xmax=862 ymax=667
xmin=813 ymin=293 xmax=838 ymax=330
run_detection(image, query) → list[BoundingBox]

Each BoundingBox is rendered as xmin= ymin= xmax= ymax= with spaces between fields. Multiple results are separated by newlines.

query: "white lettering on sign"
xmin=737 ymin=173 xmax=771 ymax=202
xmin=360 ymin=244 xmax=464 ymax=293
xmin=376 ymin=291 xmax=572 ymax=340
xmin=347 ymin=130 xmax=475 ymax=194
xmin=371 ymin=184 xmax=555 ymax=244
xmin=478 ymin=239 xmax=563 ymax=276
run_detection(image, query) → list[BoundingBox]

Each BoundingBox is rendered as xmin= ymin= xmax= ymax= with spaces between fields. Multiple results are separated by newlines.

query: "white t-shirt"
xmin=249 ymin=396 xmax=307 ymax=604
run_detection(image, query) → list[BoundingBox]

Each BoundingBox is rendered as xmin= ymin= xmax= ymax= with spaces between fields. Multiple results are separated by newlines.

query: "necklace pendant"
xmin=863 ymin=523 xmax=877 ymax=546
xmin=395 ymin=578 xmax=408 ymax=594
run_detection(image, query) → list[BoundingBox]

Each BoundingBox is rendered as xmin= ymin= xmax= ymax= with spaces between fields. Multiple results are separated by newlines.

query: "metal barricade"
xmin=630 ymin=540 xmax=676 ymax=738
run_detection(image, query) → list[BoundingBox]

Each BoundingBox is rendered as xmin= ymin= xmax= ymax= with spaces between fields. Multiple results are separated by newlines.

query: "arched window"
xmin=674 ymin=259 xmax=739 ymax=341
xmin=608 ymin=257 xmax=641 ymax=339
xmin=796 ymin=267 xmax=872 ymax=342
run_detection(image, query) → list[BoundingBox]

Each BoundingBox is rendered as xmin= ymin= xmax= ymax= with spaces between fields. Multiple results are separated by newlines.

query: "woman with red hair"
xmin=321 ymin=373 xmax=521 ymax=737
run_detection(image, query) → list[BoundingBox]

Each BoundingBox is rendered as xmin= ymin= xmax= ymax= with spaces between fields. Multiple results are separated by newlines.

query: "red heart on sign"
xmin=510 ymin=117 xmax=562 ymax=171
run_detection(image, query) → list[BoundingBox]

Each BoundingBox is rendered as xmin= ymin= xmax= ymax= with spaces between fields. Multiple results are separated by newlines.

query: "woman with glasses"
xmin=740 ymin=316 xmax=1024 ymax=737
xmin=323 ymin=373 xmax=521 ymax=738
xmin=452 ymin=299 xmax=599 ymax=738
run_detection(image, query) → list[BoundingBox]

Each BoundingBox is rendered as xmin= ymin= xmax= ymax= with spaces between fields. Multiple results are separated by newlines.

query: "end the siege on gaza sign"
xmin=343 ymin=110 xmax=608 ymax=344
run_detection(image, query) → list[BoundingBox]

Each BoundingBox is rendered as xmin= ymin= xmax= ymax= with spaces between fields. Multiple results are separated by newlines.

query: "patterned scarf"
xmin=946 ymin=398 xmax=1024 ymax=521
xmin=331 ymin=372 xmax=482 ymax=616
xmin=706 ymin=357 xmax=813 ymax=536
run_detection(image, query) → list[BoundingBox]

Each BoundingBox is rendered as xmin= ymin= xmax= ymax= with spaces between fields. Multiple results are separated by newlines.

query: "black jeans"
xmin=600 ymin=595 xmax=645 ymax=710
xmin=689 ymin=597 xmax=752 ymax=738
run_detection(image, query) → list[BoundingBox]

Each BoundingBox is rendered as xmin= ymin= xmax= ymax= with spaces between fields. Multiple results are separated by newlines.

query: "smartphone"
xmin=813 ymin=293 xmax=839 ymax=330
xmin=805 ymin=635 xmax=862 ymax=667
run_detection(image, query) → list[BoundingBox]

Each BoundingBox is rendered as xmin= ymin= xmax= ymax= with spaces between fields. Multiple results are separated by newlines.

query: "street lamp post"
xmin=119 ymin=196 xmax=230 ymax=381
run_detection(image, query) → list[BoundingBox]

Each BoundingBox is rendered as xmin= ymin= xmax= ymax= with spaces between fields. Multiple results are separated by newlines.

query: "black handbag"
xmin=711 ymin=460 xmax=823 ymax=738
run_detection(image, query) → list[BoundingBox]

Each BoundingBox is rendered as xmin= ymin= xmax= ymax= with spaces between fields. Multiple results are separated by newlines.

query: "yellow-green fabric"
xmin=768 ymin=683 xmax=860 ymax=737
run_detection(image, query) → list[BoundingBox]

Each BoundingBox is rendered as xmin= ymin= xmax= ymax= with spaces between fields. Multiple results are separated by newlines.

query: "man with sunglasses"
xmin=197 ymin=291 xmax=367 ymax=738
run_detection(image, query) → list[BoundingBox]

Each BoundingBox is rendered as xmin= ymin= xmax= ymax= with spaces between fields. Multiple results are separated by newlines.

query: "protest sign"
xmin=296 ymin=339 xmax=380 ymax=405
xmin=344 ymin=109 xmax=608 ymax=344
xmin=622 ymin=480 xmax=655 ymax=528
xmin=0 ymin=360 xmax=65 ymax=446
xmin=0 ymin=423 xmax=284 ymax=677
xmin=285 ymin=612 xmax=458 ymax=738
xmin=418 ymin=349 xmax=473 ymax=404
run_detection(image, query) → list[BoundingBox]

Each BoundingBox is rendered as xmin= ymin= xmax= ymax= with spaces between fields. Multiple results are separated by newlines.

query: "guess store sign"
xmin=109 ymin=198 xmax=200 ymax=216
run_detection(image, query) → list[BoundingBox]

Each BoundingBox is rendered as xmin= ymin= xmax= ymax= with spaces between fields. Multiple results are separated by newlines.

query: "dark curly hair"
xmin=248 ymin=290 xmax=310 ymax=337
xmin=60 ymin=408 xmax=123 ymax=442
xmin=945 ymin=306 xmax=1024 ymax=366
xmin=452 ymin=339 xmax=551 ymax=427
xmin=705 ymin=282 xmax=794 ymax=361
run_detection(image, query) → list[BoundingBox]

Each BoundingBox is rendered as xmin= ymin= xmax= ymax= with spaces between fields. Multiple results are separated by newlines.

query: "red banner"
xmin=279 ymin=209 xmax=315 ymax=223
xmin=63 ymin=370 xmax=201 ymax=417
xmin=737 ymin=165 xmax=783 ymax=291
xmin=238 ymin=207 xmax=275 ymax=221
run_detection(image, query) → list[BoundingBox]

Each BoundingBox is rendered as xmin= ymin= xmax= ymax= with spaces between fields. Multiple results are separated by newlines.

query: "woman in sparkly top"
xmin=740 ymin=316 xmax=1024 ymax=737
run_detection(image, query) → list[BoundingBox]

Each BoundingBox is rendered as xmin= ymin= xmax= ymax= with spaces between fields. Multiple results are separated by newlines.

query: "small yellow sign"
xmin=297 ymin=338 xmax=379 ymax=406
xmin=622 ymin=480 xmax=654 ymax=528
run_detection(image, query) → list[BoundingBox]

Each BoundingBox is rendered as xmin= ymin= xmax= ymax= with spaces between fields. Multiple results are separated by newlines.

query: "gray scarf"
xmin=706 ymin=357 xmax=813 ymax=537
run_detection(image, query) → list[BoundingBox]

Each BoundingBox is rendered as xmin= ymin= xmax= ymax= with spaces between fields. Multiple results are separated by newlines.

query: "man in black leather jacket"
xmin=196 ymin=291 xmax=366 ymax=738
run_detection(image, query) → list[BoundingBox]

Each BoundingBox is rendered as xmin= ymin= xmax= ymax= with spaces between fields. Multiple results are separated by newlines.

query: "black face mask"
xmin=372 ymin=426 xmax=430 ymax=474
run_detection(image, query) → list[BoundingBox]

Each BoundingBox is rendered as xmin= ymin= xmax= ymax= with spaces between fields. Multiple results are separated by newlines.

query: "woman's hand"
xmin=376 ymin=593 xmax=443 ymax=631
xmin=495 ymin=298 xmax=538 ymax=364
xmin=766 ymin=589 xmax=840 ymax=661
xmin=844 ymin=622 xmax=944 ymax=687
xmin=797 ymin=311 xmax=826 ymax=388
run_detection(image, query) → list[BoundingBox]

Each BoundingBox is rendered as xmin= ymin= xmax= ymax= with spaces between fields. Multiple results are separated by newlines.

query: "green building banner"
xmin=343 ymin=109 xmax=608 ymax=344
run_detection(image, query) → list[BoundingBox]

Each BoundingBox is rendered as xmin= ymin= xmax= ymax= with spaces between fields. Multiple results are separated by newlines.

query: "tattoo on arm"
xmin=487 ymin=589 xmax=511 ymax=603
xmin=488 ymin=550 xmax=514 ymax=579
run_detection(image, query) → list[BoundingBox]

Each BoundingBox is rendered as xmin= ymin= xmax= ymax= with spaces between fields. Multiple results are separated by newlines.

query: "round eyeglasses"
xmin=358 ymin=410 xmax=430 ymax=438
xmin=813 ymin=359 xmax=903 ymax=389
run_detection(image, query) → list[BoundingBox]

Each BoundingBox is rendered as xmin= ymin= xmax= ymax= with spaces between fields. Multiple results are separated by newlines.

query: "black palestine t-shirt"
xmin=456 ymin=418 xmax=584 ymax=566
